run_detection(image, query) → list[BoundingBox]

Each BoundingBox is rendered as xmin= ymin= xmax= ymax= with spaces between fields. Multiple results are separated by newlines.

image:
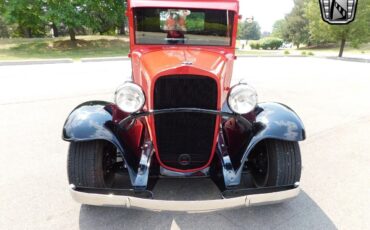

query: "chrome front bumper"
xmin=69 ymin=186 xmax=300 ymax=212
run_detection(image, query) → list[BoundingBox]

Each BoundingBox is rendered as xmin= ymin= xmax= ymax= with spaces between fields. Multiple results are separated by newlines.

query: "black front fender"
xmin=63 ymin=101 xmax=115 ymax=140
xmin=62 ymin=101 xmax=135 ymax=165
xmin=240 ymin=102 xmax=305 ymax=163
xmin=62 ymin=101 xmax=153 ymax=189
xmin=62 ymin=101 xmax=126 ymax=155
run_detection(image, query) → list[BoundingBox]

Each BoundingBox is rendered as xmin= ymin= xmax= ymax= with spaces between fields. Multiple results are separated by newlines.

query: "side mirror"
xmin=238 ymin=15 xmax=243 ymax=20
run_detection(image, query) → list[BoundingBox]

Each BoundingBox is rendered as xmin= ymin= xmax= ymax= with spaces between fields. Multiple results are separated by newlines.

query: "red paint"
xmin=122 ymin=0 xmax=240 ymax=172
xmin=111 ymin=105 xmax=144 ymax=157
xmin=129 ymin=0 xmax=239 ymax=11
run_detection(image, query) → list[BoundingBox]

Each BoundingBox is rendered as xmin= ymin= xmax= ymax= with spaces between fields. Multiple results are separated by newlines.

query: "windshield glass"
xmin=134 ymin=8 xmax=234 ymax=46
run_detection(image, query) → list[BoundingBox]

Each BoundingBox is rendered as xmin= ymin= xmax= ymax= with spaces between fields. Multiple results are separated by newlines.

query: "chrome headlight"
xmin=228 ymin=83 xmax=258 ymax=114
xmin=115 ymin=82 xmax=145 ymax=113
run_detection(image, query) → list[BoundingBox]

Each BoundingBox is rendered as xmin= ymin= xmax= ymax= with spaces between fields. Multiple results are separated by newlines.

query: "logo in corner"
xmin=319 ymin=0 xmax=358 ymax=24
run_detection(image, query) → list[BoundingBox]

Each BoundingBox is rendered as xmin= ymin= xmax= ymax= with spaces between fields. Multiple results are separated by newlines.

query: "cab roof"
xmin=129 ymin=0 xmax=239 ymax=12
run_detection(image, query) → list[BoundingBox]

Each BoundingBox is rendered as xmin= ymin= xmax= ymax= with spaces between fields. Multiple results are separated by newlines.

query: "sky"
xmin=239 ymin=0 xmax=294 ymax=32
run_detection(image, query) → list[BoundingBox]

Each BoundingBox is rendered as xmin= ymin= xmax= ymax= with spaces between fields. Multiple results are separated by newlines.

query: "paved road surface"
xmin=0 ymin=57 xmax=369 ymax=230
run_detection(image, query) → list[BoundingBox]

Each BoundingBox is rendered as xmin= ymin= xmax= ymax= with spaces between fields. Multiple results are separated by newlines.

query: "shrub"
xmin=260 ymin=41 xmax=270 ymax=50
xmin=259 ymin=37 xmax=283 ymax=50
xmin=301 ymin=51 xmax=307 ymax=56
xmin=284 ymin=50 xmax=290 ymax=55
xmin=249 ymin=41 xmax=260 ymax=50
xmin=308 ymin=51 xmax=314 ymax=56
xmin=249 ymin=37 xmax=283 ymax=50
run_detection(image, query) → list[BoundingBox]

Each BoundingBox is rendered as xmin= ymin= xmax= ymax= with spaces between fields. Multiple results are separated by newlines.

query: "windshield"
xmin=134 ymin=8 xmax=234 ymax=46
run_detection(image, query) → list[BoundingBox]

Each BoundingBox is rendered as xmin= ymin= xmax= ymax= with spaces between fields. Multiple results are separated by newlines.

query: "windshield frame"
xmin=133 ymin=7 xmax=236 ymax=47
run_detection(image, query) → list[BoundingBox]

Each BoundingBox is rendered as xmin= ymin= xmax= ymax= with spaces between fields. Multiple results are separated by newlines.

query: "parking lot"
xmin=0 ymin=57 xmax=369 ymax=229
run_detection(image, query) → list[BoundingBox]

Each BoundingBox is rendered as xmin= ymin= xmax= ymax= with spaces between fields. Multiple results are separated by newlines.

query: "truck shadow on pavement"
xmin=78 ymin=190 xmax=336 ymax=230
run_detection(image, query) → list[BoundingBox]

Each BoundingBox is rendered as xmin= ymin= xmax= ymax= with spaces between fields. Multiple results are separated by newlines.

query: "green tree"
xmin=86 ymin=0 xmax=126 ymax=35
xmin=0 ymin=16 xmax=9 ymax=38
xmin=115 ymin=0 xmax=127 ymax=35
xmin=283 ymin=0 xmax=310 ymax=48
xmin=0 ymin=1 xmax=9 ymax=38
xmin=47 ymin=0 xmax=126 ymax=41
xmin=1 ymin=0 xmax=46 ymax=38
xmin=46 ymin=0 xmax=89 ymax=41
xmin=0 ymin=1 xmax=7 ymax=37
xmin=238 ymin=20 xmax=261 ymax=40
xmin=271 ymin=19 xmax=286 ymax=39
xmin=306 ymin=0 xmax=370 ymax=57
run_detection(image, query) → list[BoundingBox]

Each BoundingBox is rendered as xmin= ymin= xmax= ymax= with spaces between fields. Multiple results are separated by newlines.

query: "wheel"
xmin=248 ymin=139 xmax=301 ymax=187
xmin=67 ymin=140 xmax=117 ymax=188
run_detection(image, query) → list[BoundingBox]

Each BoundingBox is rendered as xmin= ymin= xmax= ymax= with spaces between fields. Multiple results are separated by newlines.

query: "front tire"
xmin=67 ymin=141 xmax=117 ymax=188
xmin=249 ymin=140 xmax=301 ymax=187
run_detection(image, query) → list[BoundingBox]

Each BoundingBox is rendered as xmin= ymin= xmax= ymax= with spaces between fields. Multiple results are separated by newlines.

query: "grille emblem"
xmin=182 ymin=61 xmax=193 ymax=65
xmin=178 ymin=154 xmax=191 ymax=166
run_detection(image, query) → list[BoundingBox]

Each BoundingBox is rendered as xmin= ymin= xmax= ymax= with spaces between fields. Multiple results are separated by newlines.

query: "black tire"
xmin=249 ymin=140 xmax=301 ymax=187
xmin=67 ymin=140 xmax=117 ymax=188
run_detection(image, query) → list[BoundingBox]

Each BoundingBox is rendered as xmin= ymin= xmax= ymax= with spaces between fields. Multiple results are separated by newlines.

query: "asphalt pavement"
xmin=0 ymin=57 xmax=369 ymax=230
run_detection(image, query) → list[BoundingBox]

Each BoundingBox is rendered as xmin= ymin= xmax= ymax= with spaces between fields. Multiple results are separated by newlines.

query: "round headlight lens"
xmin=115 ymin=82 xmax=145 ymax=113
xmin=228 ymin=84 xmax=258 ymax=114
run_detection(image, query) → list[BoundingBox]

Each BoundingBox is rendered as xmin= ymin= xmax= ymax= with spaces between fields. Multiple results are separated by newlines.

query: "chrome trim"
xmin=227 ymin=83 xmax=258 ymax=115
xmin=131 ymin=141 xmax=154 ymax=189
xmin=217 ymin=127 xmax=239 ymax=187
xmin=114 ymin=82 xmax=146 ymax=113
xmin=118 ymin=108 xmax=253 ymax=131
xmin=160 ymin=167 xmax=210 ymax=177
xmin=69 ymin=186 xmax=300 ymax=212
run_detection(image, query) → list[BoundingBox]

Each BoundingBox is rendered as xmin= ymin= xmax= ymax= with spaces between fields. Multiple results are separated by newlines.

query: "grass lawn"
xmin=0 ymin=36 xmax=369 ymax=60
xmin=236 ymin=50 xmax=284 ymax=56
xmin=237 ymin=43 xmax=370 ymax=57
xmin=298 ymin=43 xmax=370 ymax=55
xmin=0 ymin=36 xmax=130 ymax=60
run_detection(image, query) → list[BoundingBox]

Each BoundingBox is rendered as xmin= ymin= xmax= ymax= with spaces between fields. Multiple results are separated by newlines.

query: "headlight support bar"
xmin=118 ymin=108 xmax=253 ymax=131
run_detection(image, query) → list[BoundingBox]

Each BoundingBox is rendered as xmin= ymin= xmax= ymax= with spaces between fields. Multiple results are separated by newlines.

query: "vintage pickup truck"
xmin=63 ymin=0 xmax=305 ymax=212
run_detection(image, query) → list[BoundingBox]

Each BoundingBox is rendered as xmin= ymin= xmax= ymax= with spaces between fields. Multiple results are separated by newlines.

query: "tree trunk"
xmin=119 ymin=21 xmax=126 ymax=35
xmin=25 ymin=27 xmax=32 ymax=38
xmin=338 ymin=38 xmax=346 ymax=57
xmin=52 ymin=23 xmax=59 ymax=37
xmin=296 ymin=43 xmax=300 ymax=49
xmin=69 ymin=28 xmax=76 ymax=41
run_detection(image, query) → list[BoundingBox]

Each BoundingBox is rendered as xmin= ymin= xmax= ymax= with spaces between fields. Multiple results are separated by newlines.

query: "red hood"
xmin=131 ymin=48 xmax=235 ymax=110
xmin=134 ymin=49 xmax=230 ymax=79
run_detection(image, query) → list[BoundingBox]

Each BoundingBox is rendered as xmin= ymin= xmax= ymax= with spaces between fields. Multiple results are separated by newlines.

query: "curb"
xmin=237 ymin=55 xmax=370 ymax=63
xmin=0 ymin=59 xmax=73 ymax=66
xmin=80 ymin=57 xmax=130 ymax=63
xmin=324 ymin=56 xmax=370 ymax=63
xmin=237 ymin=55 xmax=306 ymax=58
